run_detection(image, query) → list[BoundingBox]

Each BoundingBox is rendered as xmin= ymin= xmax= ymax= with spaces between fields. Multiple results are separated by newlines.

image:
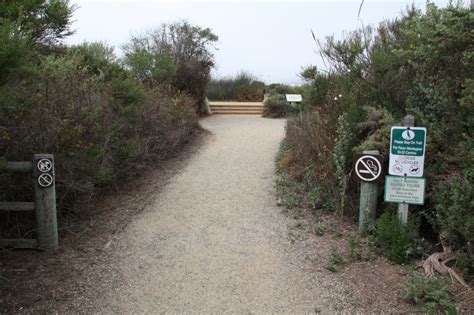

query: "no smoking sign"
xmin=354 ymin=154 xmax=384 ymax=182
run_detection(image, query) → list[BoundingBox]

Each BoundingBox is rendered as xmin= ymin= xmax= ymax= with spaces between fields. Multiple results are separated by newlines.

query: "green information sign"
xmin=389 ymin=126 xmax=427 ymax=177
xmin=390 ymin=128 xmax=426 ymax=156
xmin=384 ymin=176 xmax=426 ymax=205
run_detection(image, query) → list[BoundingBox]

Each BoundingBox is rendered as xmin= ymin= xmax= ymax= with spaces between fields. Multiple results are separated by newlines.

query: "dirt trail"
xmin=90 ymin=115 xmax=338 ymax=313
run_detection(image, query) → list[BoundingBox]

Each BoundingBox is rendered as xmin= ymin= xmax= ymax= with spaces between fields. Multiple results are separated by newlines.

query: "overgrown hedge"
xmin=207 ymin=72 xmax=265 ymax=101
xmin=281 ymin=4 xmax=473 ymax=279
xmin=263 ymin=94 xmax=296 ymax=118
xmin=0 ymin=2 xmax=214 ymax=237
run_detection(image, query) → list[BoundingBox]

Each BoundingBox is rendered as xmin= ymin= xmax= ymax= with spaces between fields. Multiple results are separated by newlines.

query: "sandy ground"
xmin=91 ymin=115 xmax=346 ymax=313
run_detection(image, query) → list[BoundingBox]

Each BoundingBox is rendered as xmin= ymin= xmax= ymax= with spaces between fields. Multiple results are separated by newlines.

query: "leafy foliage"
xmin=263 ymin=94 xmax=296 ymax=118
xmin=207 ymin=71 xmax=265 ymax=101
xmin=403 ymin=269 xmax=456 ymax=314
xmin=325 ymin=246 xmax=344 ymax=272
xmin=0 ymin=3 xmax=214 ymax=237
xmin=375 ymin=212 xmax=424 ymax=264
xmin=123 ymin=21 xmax=218 ymax=113
xmin=0 ymin=0 xmax=75 ymax=46
xmin=282 ymin=3 xmax=473 ymax=279
xmin=434 ymin=177 xmax=474 ymax=275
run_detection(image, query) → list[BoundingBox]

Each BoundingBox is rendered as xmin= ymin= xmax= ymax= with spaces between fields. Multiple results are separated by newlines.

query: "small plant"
xmin=308 ymin=186 xmax=324 ymax=210
xmin=348 ymin=234 xmax=362 ymax=261
xmin=326 ymin=247 xmax=344 ymax=272
xmin=283 ymin=191 xmax=302 ymax=209
xmin=314 ymin=222 xmax=324 ymax=236
xmin=375 ymin=211 xmax=424 ymax=264
xmin=365 ymin=234 xmax=376 ymax=261
xmin=403 ymin=269 xmax=456 ymax=314
xmin=332 ymin=113 xmax=352 ymax=217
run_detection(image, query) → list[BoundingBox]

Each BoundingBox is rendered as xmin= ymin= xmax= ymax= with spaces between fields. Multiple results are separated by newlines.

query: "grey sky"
xmin=67 ymin=0 xmax=456 ymax=84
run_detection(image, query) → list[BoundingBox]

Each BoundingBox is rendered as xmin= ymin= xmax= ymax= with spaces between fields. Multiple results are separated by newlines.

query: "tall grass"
xmin=207 ymin=71 xmax=265 ymax=101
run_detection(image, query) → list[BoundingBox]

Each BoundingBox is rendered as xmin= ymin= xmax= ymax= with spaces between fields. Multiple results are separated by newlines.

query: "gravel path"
xmin=94 ymin=115 xmax=346 ymax=313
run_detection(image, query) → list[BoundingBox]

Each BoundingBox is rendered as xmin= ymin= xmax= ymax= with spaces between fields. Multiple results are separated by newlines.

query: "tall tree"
xmin=123 ymin=21 xmax=218 ymax=112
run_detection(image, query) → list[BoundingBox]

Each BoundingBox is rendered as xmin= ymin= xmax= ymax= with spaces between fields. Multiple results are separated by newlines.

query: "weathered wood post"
xmin=358 ymin=150 xmax=380 ymax=233
xmin=33 ymin=154 xmax=58 ymax=250
xmin=398 ymin=115 xmax=414 ymax=225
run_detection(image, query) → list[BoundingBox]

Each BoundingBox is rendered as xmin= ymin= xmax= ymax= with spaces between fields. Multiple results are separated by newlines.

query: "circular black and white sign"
xmin=38 ymin=173 xmax=54 ymax=188
xmin=37 ymin=159 xmax=53 ymax=173
xmin=355 ymin=156 xmax=382 ymax=182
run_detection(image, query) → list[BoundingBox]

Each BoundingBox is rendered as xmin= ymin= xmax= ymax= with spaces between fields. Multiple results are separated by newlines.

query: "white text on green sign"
xmin=391 ymin=128 xmax=425 ymax=156
xmin=389 ymin=126 xmax=427 ymax=177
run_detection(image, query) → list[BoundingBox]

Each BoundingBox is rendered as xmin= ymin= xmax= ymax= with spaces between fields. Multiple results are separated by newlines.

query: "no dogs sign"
xmin=354 ymin=154 xmax=384 ymax=182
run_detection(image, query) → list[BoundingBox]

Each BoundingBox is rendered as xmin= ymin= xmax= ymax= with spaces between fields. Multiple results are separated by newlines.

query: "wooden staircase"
xmin=209 ymin=101 xmax=263 ymax=115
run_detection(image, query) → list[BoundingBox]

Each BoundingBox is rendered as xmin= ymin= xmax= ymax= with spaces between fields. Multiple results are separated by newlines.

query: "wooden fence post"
xmin=358 ymin=150 xmax=380 ymax=233
xmin=33 ymin=154 xmax=58 ymax=250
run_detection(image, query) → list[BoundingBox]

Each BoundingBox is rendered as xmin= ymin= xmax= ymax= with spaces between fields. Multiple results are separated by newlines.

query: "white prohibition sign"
xmin=38 ymin=173 xmax=54 ymax=188
xmin=37 ymin=158 xmax=53 ymax=173
xmin=355 ymin=156 xmax=382 ymax=182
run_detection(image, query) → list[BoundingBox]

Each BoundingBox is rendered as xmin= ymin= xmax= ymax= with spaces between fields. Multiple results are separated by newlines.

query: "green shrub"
xmin=375 ymin=212 xmax=424 ymax=264
xmin=263 ymin=94 xmax=295 ymax=118
xmin=326 ymin=247 xmax=344 ymax=272
xmin=207 ymin=71 xmax=265 ymax=101
xmin=348 ymin=234 xmax=362 ymax=261
xmin=266 ymin=83 xmax=299 ymax=95
xmin=403 ymin=270 xmax=456 ymax=314
xmin=332 ymin=113 xmax=353 ymax=215
xmin=434 ymin=177 xmax=474 ymax=277
xmin=123 ymin=21 xmax=218 ymax=114
xmin=281 ymin=3 xmax=473 ymax=279
xmin=0 ymin=42 xmax=199 ymax=229
xmin=314 ymin=222 xmax=324 ymax=236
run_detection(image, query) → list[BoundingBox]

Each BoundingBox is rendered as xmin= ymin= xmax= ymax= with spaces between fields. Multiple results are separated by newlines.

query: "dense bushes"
xmin=123 ymin=21 xmax=218 ymax=114
xmin=280 ymin=4 xmax=473 ymax=277
xmin=207 ymin=72 xmax=265 ymax=101
xmin=0 ymin=1 xmax=213 ymax=236
xmin=263 ymin=94 xmax=296 ymax=118
xmin=1 ymin=43 xmax=199 ymax=212
xmin=375 ymin=212 xmax=424 ymax=264
xmin=403 ymin=269 xmax=456 ymax=313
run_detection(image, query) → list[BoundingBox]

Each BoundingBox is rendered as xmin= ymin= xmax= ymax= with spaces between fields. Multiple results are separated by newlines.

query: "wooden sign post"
xmin=33 ymin=154 xmax=58 ymax=250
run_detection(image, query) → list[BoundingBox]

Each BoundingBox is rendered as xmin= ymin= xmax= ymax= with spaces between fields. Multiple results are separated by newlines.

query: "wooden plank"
xmin=209 ymin=101 xmax=263 ymax=106
xmin=0 ymin=202 xmax=35 ymax=211
xmin=0 ymin=161 xmax=33 ymax=174
xmin=0 ymin=238 xmax=38 ymax=249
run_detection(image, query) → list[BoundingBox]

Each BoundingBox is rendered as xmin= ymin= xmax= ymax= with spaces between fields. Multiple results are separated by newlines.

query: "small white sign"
xmin=285 ymin=94 xmax=302 ymax=102
xmin=389 ymin=126 xmax=427 ymax=177
xmin=38 ymin=173 xmax=54 ymax=188
xmin=37 ymin=158 xmax=53 ymax=173
xmin=384 ymin=176 xmax=426 ymax=205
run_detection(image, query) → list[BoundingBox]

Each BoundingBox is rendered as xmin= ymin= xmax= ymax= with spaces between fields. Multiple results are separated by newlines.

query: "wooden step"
xmin=209 ymin=101 xmax=263 ymax=106
xmin=210 ymin=105 xmax=263 ymax=109
xmin=210 ymin=107 xmax=263 ymax=111
xmin=211 ymin=108 xmax=263 ymax=112
xmin=212 ymin=111 xmax=262 ymax=115
xmin=209 ymin=101 xmax=264 ymax=115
